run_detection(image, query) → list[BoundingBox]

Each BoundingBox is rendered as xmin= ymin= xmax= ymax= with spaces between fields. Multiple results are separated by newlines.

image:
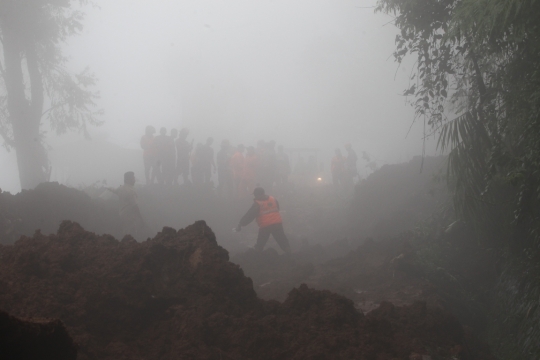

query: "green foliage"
xmin=376 ymin=0 xmax=540 ymax=241
xmin=490 ymin=253 xmax=540 ymax=359
xmin=377 ymin=0 xmax=540 ymax=357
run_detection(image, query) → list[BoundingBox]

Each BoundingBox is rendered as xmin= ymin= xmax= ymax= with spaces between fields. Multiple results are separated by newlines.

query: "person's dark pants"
xmin=177 ymin=160 xmax=190 ymax=184
xmin=255 ymin=223 xmax=291 ymax=253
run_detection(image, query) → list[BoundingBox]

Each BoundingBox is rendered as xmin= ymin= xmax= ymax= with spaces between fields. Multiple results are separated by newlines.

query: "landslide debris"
xmin=0 ymin=309 xmax=77 ymax=360
xmin=0 ymin=182 xmax=120 ymax=244
xmin=350 ymin=156 xmax=448 ymax=238
xmin=0 ymin=221 xmax=494 ymax=359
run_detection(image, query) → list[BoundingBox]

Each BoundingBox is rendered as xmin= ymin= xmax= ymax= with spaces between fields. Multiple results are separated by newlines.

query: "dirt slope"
xmin=0 ymin=221 xmax=494 ymax=359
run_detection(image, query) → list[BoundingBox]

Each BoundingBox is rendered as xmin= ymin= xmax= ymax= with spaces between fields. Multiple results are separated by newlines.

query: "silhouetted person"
xmin=331 ymin=148 xmax=346 ymax=192
xmin=200 ymin=137 xmax=216 ymax=183
xmin=266 ymin=140 xmax=277 ymax=189
xmin=175 ymin=128 xmax=192 ymax=185
xmin=255 ymin=140 xmax=266 ymax=186
xmin=191 ymin=143 xmax=204 ymax=184
xmin=236 ymin=187 xmax=291 ymax=254
xmin=140 ymin=125 xmax=156 ymax=185
xmin=217 ymin=140 xmax=233 ymax=196
xmin=275 ymin=145 xmax=290 ymax=185
xmin=243 ymin=146 xmax=258 ymax=195
xmin=230 ymin=144 xmax=245 ymax=197
xmin=170 ymin=129 xmax=179 ymax=184
xmin=161 ymin=129 xmax=177 ymax=185
xmin=344 ymin=143 xmax=358 ymax=186
xmin=112 ymin=172 xmax=144 ymax=238
xmin=153 ymin=127 xmax=171 ymax=185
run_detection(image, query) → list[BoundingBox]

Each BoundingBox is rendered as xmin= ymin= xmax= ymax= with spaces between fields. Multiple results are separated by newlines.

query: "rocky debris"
xmin=0 ymin=221 xmax=495 ymax=359
xmin=232 ymin=234 xmax=425 ymax=306
xmin=0 ymin=309 xmax=77 ymax=360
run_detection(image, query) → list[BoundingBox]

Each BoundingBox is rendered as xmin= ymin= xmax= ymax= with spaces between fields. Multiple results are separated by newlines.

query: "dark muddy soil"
xmin=0 ymin=221 xmax=495 ymax=359
xmin=0 ymin=182 xmax=120 ymax=244
xmin=232 ymin=227 xmax=498 ymax=335
xmin=0 ymin=309 xmax=77 ymax=360
xmin=232 ymin=235 xmax=429 ymax=309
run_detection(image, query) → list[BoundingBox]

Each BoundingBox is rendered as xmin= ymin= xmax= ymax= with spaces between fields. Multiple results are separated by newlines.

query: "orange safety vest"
xmin=255 ymin=196 xmax=282 ymax=228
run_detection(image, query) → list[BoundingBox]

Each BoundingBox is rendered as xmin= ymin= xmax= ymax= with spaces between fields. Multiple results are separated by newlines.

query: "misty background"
xmin=0 ymin=0 xmax=436 ymax=192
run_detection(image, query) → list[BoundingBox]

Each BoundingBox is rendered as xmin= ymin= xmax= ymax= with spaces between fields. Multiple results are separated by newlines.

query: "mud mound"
xmin=351 ymin=156 xmax=448 ymax=238
xmin=0 ymin=309 xmax=77 ymax=360
xmin=0 ymin=221 xmax=494 ymax=359
xmin=0 ymin=182 xmax=119 ymax=244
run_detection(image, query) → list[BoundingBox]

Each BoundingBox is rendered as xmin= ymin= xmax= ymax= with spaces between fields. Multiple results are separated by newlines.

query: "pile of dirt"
xmin=0 ymin=221 xmax=494 ymax=359
xmin=350 ymin=156 xmax=448 ymax=238
xmin=0 ymin=182 xmax=253 ymax=254
xmin=0 ymin=182 xmax=120 ymax=244
xmin=0 ymin=309 xmax=77 ymax=359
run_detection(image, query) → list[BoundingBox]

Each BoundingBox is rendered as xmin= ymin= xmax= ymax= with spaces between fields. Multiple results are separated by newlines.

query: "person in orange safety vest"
xmin=235 ymin=187 xmax=291 ymax=253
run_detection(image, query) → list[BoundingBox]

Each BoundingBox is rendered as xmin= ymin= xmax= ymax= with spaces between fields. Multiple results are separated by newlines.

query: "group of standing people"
xmin=217 ymin=140 xmax=291 ymax=198
xmin=140 ymin=126 xmax=359 ymax=196
xmin=140 ymin=126 xmax=291 ymax=197
xmin=330 ymin=143 xmax=358 ymax=193
xmin=140 ymin=126 xmax=215 ymax=186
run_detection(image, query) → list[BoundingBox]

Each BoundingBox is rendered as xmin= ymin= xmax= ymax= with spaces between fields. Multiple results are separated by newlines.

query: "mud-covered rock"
xmin=0 ymin=221 xmax=494 ymax=359
xmin=0 ymin=309 xmax=77 ymax=360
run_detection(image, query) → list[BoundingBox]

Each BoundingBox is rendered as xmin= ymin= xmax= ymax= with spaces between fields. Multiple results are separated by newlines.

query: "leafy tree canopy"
xmin=377 ymin=0 xmax=540 ymax=240
xmin=377 ymin=1 xmax=540 ymax=356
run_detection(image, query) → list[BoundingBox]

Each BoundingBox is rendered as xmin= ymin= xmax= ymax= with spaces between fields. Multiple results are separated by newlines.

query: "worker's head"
xmin=345 ymin=143 xmax=351 ymax=150
xmin=124 ymin=171 xmax=136 ymax=186
xmin=160 ymin=127 xmax=167 ymax=136
xmin=277 ymin=145 xmax=284 ymax=153
xmin=145 ymin=125 xmax=155 ymax=136
xmin=253 ymin=187 xmax=265 ymax=200
xmin=206 ymin=137 xmax=214 ymax=146
xmin=171 ymin=128 xmax=178 ymax=138
xmin=247 ymin=146 xmax=255 ymax=156
xmin=237 ymin=144 xmax=245 ymax=152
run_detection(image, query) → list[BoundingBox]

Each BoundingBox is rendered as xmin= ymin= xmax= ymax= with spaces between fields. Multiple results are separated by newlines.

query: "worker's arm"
xmin=236 ymin=202 xmax=259 ymax=230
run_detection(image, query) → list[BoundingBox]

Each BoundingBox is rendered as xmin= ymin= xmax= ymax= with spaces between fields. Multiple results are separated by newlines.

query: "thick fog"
xmin=0 ymin=0 xmax=436 ymax=192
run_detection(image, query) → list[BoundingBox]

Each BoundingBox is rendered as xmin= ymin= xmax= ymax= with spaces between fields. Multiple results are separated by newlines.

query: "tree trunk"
xmin=2 ymin=25 xmax=47 ymax=190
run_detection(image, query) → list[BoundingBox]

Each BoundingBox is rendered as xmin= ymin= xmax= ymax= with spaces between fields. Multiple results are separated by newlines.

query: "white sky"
xmin=0 ymin=0 xmax=438 ymax=192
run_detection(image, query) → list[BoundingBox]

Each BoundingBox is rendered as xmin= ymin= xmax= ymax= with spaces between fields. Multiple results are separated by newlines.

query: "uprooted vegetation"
xmin=0 ymin=221 xmax=494 ymax=359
